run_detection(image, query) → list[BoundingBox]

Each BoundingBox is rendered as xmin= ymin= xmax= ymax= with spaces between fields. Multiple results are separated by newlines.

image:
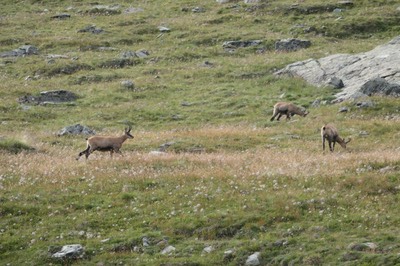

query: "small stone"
xmin=245 ymin=252 xmax=260 ymax=266
xmin=161 ymin=245 xmax=175 ymax=255
xmin=51 ymin=244 xmax=84 ymax=259
xmin=203 ymin=246 xmax=214 ymax=253
xmin=121 ymin=80 xmax=135 ymax=90
xmin=158 ymin=26 xmax=170 ymax=32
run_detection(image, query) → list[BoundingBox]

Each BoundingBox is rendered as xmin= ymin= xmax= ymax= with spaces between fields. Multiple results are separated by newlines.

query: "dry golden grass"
xmin=2 ymin=125 xmax=399 ymax=183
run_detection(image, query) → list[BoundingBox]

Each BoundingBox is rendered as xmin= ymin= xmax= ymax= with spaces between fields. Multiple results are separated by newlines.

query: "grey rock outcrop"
xmin=274 ymin=35 xmax=400 ymax=101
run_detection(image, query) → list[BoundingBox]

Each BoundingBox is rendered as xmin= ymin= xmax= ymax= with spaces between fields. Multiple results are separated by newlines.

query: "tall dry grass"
xmin=2 ymin=125 xmax=399 ymax=186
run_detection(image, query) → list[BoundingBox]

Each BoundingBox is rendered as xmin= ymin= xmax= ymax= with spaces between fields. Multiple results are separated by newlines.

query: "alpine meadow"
xmin=1 ymin=0 xmax=400 ymax=265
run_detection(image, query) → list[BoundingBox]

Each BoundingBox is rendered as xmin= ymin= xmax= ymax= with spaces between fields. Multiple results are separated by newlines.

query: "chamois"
xmin=321 ymin=124 xmax=351 ymax=152
xmin=77 ymin=126 xmax=133 ymax=160
xmin=270 ymin=102 xmax=308 ymax=121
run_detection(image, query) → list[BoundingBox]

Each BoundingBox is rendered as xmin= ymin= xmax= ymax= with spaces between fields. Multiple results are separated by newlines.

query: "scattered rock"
xmin=379 ymin=166 xmax=395 ymax=173
xmin=338 ymin=0 xmax=354 ymax=7
xmin=124 ymin=7 xmax=144 ymax=14
xmin=58 ymin=124 xmax=95 ymax=136
xmin=223 ymin=40 xmax=262 ymax=49
xmin=51 ymin=244 xmax=84 ymax=260
xmin=121 ymin=51 xmax=136 ymax=59
xmin=245 ymin=252 xmax=261 ymax=266
xmin=338 ymin=106 xmax=349 ymax=113
xmin=348 ymin=242 xmax=378 ymax=252
xmin=18 ymin=90 xmax=78 ymax=105
xmin=244 ymin=0 xmax=263 ymax=3
xmin=161 ymin=245 xmax=176 ymax=255
xmin=142 ymin=237 xmax=150 ymax=247
xmin=341 ymin=252 xmax=360 ymax=261
xmin=121 ymin=80 xmax=135 ymax=90
xmin=273 ymin=239 xmax=288 ymax=247
xmin=99 ymin=58 xmax=135 ymax=69
xmin=135 ymin=49 xmax=150 ymax=58
xmin=86 ymin=5 xmax=121 ymax=15
xmin=158 ymin=26 xmax=171 ymax=32
xmin=156 ymin=238 xmax=169 ymax=248
xmin=275 ymin=38 xmax=311 ymax=52
xmin=216 ymin=0 xmax=234 ymax=3
xmin=192 ymin=7 xmax=206 ymax=13
xmin=355 ymin=100 xmax=374 ymax=108
xmin=201 ymin=61 xmax=214 ymax=67
xmin=159 ymin=142 xmax=175 ymax=152
xmin=149 ymin=150 xmax=167 ymax=156
xmin=203 ymin=246 xmax=214 ymax=253
xmin=0 ymin=45 xmax=39 ymax=58
xmin=78 ymin=25 xmax=104 ymax=34
xmin=121 ymin=50 xmax=149 ymax=59
xmin=51 ymin=13 xmax=71 ymax=19
xmin=223 ymin=249 xmax=235 ymax=261
xmin=46 ymin=54 xmax=69 ymax=59
xmin=327 ymin=76 xmax=344 ymax=89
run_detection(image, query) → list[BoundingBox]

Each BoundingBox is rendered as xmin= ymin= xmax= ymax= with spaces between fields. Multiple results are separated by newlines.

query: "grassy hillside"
xmin=1 ymin=0 xmax=400 ymax=265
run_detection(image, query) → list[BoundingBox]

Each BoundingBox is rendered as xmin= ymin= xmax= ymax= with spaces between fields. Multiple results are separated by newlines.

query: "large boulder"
xmin=360 ymin=77 xmax=400 ymax=97
xmin=274 ymin=35 xmax=400 ymax=101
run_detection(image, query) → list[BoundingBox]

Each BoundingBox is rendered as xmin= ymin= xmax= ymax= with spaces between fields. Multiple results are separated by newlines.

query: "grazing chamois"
xmin=321 ymin=124 xmax=351 ymax=152
xmin=270 ymin=102 xmax=309 ymax=121
xmin=77 ymin=126 xmax=133 ymax=160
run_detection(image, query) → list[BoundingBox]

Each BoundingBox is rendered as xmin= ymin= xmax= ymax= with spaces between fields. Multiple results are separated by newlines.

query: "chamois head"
xmin=125 ymin=125 xmax=134 ymax=139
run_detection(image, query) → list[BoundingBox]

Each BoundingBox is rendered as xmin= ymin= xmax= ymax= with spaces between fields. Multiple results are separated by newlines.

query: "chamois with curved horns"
xmin=270 ymin=102 xmax=309 ymax=121
xmin=77 ymin=126 xmax=134 ymax=160
xmin=321 ymin=124 xmax=351 ymax=152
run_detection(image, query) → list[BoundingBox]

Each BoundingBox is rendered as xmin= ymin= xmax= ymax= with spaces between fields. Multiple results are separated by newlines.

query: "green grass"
xmin=1 ymin=0 xmax=400 ymax=265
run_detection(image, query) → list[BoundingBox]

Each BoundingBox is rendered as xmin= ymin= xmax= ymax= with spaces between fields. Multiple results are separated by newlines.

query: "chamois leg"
xmin=270 ymin=111 xmax=278 ymax=121
xmin=327 ymin=141 xmax=334 ymax=152
xmin=322 ymin=138 xmax=326 ymax=151
xmin=77 ymin=146 xmax=90 ymax=160
xmin=277 ymin=113 xmax=283 ymax=121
